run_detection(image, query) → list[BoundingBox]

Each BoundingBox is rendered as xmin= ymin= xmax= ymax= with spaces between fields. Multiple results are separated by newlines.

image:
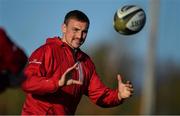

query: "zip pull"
xmin=77 ymin=61 xmax=84 ymax=83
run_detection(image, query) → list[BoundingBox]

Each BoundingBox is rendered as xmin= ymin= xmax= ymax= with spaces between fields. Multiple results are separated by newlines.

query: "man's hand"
xmin=58 ymin=63 xmax=82 ymax=87
xmin=117 ymin=74 xmax=133 ymax=100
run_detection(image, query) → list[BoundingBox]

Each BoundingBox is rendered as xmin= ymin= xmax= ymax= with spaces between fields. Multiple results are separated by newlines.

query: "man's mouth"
xmin=74 ymin=39 xmax=82 ymax=45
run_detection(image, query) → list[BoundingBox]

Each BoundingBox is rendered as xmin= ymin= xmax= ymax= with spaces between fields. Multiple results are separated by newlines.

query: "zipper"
xmin=72 ymin=49 xmax=84 ymax=83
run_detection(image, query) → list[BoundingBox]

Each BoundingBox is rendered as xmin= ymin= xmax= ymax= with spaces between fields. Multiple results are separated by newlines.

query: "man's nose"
xmin=76 ymin=32 xmax=83 ymax=39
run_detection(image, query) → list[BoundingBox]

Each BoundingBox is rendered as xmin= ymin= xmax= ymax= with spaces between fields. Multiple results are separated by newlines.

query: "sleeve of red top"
xmin=87 ymin=67 xmax=123 ymax=108
xmin=21 ymin=45 xmax=59 ymax=95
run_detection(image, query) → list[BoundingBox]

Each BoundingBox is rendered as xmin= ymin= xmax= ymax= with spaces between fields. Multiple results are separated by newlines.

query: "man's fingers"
xmin=126 ymin=87 xmax=134 ymax=92
xmin=64 ymin=63 xmax=78 ymax=75
xmin=72 ymin=80 xmax=82 ymax=85
xmin=125 ymin=83 xmax=133 ymax=88
xmin=67 ymin=79 xmax=82 ymax=85
xmin=117 ymin=74 xmax=123 ymax=84
xmin=67 ymin=63 xmax=78 ymax=72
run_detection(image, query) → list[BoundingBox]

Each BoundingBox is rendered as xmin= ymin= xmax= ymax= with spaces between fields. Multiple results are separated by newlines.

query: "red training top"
xmin=21 ymin=37 xmax=122 ymax=115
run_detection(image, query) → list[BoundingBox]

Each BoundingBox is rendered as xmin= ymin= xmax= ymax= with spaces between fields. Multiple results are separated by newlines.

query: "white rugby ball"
xmin=113 ymin=5 xmax=146 ymax=35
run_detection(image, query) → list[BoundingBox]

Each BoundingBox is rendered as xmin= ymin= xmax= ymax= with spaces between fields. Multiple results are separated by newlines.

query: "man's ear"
xmin=61 ymin=23 xmax=67 ymax=33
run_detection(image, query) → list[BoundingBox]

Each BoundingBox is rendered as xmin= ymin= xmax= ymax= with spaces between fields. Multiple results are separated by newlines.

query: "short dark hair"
xmin=64 ymin=10 xmax=90 ymax=27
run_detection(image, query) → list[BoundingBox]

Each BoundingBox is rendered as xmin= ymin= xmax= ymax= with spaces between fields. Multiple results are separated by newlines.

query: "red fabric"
xmin=21 ymin=37 xmax=122 ymax=115
xmin=0 ymin=27 xmax=27 ymax=92
xmin=0 ymin=28 xmax=27 ymax=75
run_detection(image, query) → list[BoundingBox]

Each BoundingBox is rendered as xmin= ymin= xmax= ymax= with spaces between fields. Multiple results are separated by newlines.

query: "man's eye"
xmin=73 ymin=28 xmax=79 ymax=32
xmin=83 ymin=30 xmax=88 ymax=33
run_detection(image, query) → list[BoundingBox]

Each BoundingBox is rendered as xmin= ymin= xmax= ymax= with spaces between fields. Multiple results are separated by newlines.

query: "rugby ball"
xmin=113 ymin=5 xmax=146 ymax=35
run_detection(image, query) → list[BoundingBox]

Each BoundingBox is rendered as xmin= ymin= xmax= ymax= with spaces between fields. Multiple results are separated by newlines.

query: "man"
xmin=21 ymin=10 xmax=133 ymax=115
xmin=0 ymin=27 xmax=27 ymax=92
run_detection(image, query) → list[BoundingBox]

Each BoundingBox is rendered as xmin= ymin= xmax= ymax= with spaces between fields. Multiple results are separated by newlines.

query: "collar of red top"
xmin=46 ymin=37 xmax=84 ymax=61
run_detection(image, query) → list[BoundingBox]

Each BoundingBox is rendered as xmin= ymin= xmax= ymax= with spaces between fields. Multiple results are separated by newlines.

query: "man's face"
xmin=61 ymin=19 xmax=89 ymax=49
